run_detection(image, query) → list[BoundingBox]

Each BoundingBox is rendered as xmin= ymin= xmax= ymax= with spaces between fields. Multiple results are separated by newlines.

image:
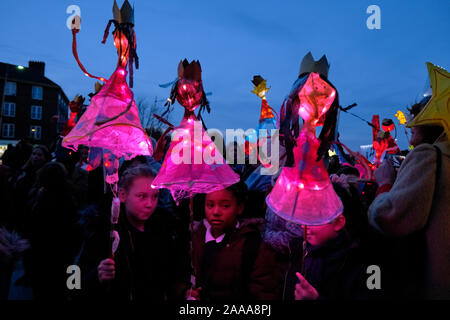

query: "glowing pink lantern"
xmin=151 ymin=59 xmax=239 ymax=203
xmin=152 ymin=114 xmax=239 ymax=203
xmin=64 ymin=0 xmax=152 ymax=259
xmin=266 ymin=72 xmax=343 ymax=225
xmin=63 ymin=26 xmax=152 ymax=161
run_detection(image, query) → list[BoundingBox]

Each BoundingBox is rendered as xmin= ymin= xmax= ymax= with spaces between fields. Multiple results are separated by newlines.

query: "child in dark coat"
xmin=283 ymin=213 xmax=382 ymax=300
xmin=187 ymin=181 xmax=280 ymax=301
xmin=77 ymin=165 xmax=190 ymax=300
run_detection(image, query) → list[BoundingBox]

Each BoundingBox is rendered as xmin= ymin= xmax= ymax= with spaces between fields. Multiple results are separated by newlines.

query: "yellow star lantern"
xmin=395 ymin=110 xmax=406 ymax=125
xmin=407 ymin=62 xmax=450 ymax=140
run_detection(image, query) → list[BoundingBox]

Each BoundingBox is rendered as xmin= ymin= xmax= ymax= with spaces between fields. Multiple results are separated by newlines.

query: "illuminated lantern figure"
xmin=62 ymin=0 xmax=152 ymax=256
xmin=151 ymin=59 xmax=239 ymax=203
xmin=63 ymin=0 xmax=152 ymax=161
xmin=395 ymin=110 xmax=414 ymax=148
xmin=245 ymin=75 xmax=278 ymax=155
xmin=395 ymin=111 xmax=407 ymax=126
xmin=266 ymin=52 xmax=342 ymax=226
xmin=251 ymin=75 xmax=276 ymax=127
xmin=371 ymin=116 xmax=400 ymax=166
xmin=382 ymin=118 xmax=400 ymax=153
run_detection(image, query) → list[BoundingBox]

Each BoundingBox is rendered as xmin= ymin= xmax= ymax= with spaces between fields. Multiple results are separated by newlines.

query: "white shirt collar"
xmin=203 ymin=219 xmax=240 ymax=244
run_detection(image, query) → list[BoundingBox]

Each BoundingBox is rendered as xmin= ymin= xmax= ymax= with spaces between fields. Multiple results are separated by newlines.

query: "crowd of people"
xmin=0 ymin=95 xmax=448 ymax=301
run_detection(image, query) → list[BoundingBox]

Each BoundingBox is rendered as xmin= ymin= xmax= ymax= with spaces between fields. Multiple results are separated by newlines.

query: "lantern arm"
xmin=71 ymin=28 xmax=106 ymax=82
xmin=152 ymin=127 xmax=172 ymax=162
xmin=151 ymin=113 xmax=180 ymax=162
xmin=152 ymin=113 xmax=175 ymax=129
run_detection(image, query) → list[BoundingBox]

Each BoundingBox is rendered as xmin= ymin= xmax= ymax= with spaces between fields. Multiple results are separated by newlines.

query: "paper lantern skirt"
xmin=266 ymin=129 xmax=343 ymax=225
xmin=63 ymin=67 xmax=152 ymax=160
xmin=152 ymin=115 xmax=239 ymax=203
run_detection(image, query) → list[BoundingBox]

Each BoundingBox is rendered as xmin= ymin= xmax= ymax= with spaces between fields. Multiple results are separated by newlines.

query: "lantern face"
xmin=257 ymin=90 xmax=267 ymax=99
xmin=176 ymin=78 xmax=203 ymax=111
xmin=381 ymin=123 xmax=395 ymax=132
xmin=297 ymin=72 xmax=336 ymax=125
xmin=253 ymin=83 xmax=268 ymax=99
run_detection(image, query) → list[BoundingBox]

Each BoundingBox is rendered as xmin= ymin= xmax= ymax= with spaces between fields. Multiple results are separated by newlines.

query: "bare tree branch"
xmin=136 ymin=96 xmax=173 ymax=140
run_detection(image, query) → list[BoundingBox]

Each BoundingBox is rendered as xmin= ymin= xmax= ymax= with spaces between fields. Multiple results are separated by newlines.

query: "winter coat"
xmin=0 ymin=228 xmax=29 ymax=300
xmin=10 ymin=166 xmax=40 ymax=232
xmin=283 ymin=232 xmax=380 ymax=300
xmin=71 ymin=163 xmax=89 ymax=210
xmin=264 ymin=207 xmax=303 ymax=255
xmin=368 ymin=140 xmax=450 ymax=299
xmin=77 ymin=205 xmax=190 ymax=301
xmin=26 ymin=187 xmax=81 ymax=300
xmin=190 ymin=218 xmax=280 ymax=301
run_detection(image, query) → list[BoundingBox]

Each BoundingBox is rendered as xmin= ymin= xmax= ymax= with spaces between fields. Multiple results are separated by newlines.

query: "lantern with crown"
xmin=151 ymin=59 xmax=239 ymax=203
xmin=63 ymin=0 xmax=152 ymax=163
xmin=62 ymin=0 xmax=153 ymax=257
xmin=153 ymin=59 xmax=239 ymax=203
xmin=266 ymin=52 xmax=343 ymax=226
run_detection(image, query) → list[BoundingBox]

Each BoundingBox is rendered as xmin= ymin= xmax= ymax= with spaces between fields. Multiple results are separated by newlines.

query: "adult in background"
xmin=369 ymin=82 xmax=449 ymax=299
xmin=11 ymin=145 xmax=51 ymax=233
xmin=26 ymin=162 xmax=81 ymax=299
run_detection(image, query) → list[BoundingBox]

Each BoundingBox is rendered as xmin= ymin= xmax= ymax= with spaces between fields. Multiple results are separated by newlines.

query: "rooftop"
xmin=0 ymin=60 xmax=69 ymax=102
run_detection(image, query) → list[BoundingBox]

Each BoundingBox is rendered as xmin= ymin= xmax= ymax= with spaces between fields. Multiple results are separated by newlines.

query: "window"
xmin=32 ymin=86 xmax=43 ymax=100
xmin=2 ymin=123 xmax=15 ymax=138
xmin=30 ymin=126 xmax=42 ymax=140
xmin=31 ymin=105 xmax=42 ymax=120
xmin=2 ymin=102 xmax=16 ymax=117
xmin=4 ymin=81 xmax=16 ymax=96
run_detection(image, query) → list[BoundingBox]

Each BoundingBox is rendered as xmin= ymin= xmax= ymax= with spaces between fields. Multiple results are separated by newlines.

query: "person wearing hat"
xmin=368 ymin=63 xmax=450 ymax=299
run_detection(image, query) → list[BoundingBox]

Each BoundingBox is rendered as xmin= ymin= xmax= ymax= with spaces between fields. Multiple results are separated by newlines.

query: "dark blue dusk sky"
xmin=1 ymin=0 xmax=449 ymax=150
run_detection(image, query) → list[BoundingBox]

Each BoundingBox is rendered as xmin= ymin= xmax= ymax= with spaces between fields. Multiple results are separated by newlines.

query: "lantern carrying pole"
xmin=301 ymin=225 xmax=308 ymax=276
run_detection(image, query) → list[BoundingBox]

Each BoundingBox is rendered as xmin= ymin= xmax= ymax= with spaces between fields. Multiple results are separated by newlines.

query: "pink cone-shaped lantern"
xmin=63 ymin=0 xmax=152 ymax=258
xmin=151 ymin=59 xmax=239 ymax=203
xmin=62 ymin=65 xmax=152 ymax=159
xmin=63 ymin=5 xmax=152 ymax=160
xmin=266 ymin=72 xmax=343 ymax=225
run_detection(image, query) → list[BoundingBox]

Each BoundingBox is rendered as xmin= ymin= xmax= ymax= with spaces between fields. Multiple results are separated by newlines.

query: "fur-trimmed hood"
xmin=0 ymin=228 xmax=29 ymax=265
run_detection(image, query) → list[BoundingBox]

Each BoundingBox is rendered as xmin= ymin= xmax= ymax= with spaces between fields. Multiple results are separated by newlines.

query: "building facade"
xmin=0 ymin=61 xmax=69 ymax=156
